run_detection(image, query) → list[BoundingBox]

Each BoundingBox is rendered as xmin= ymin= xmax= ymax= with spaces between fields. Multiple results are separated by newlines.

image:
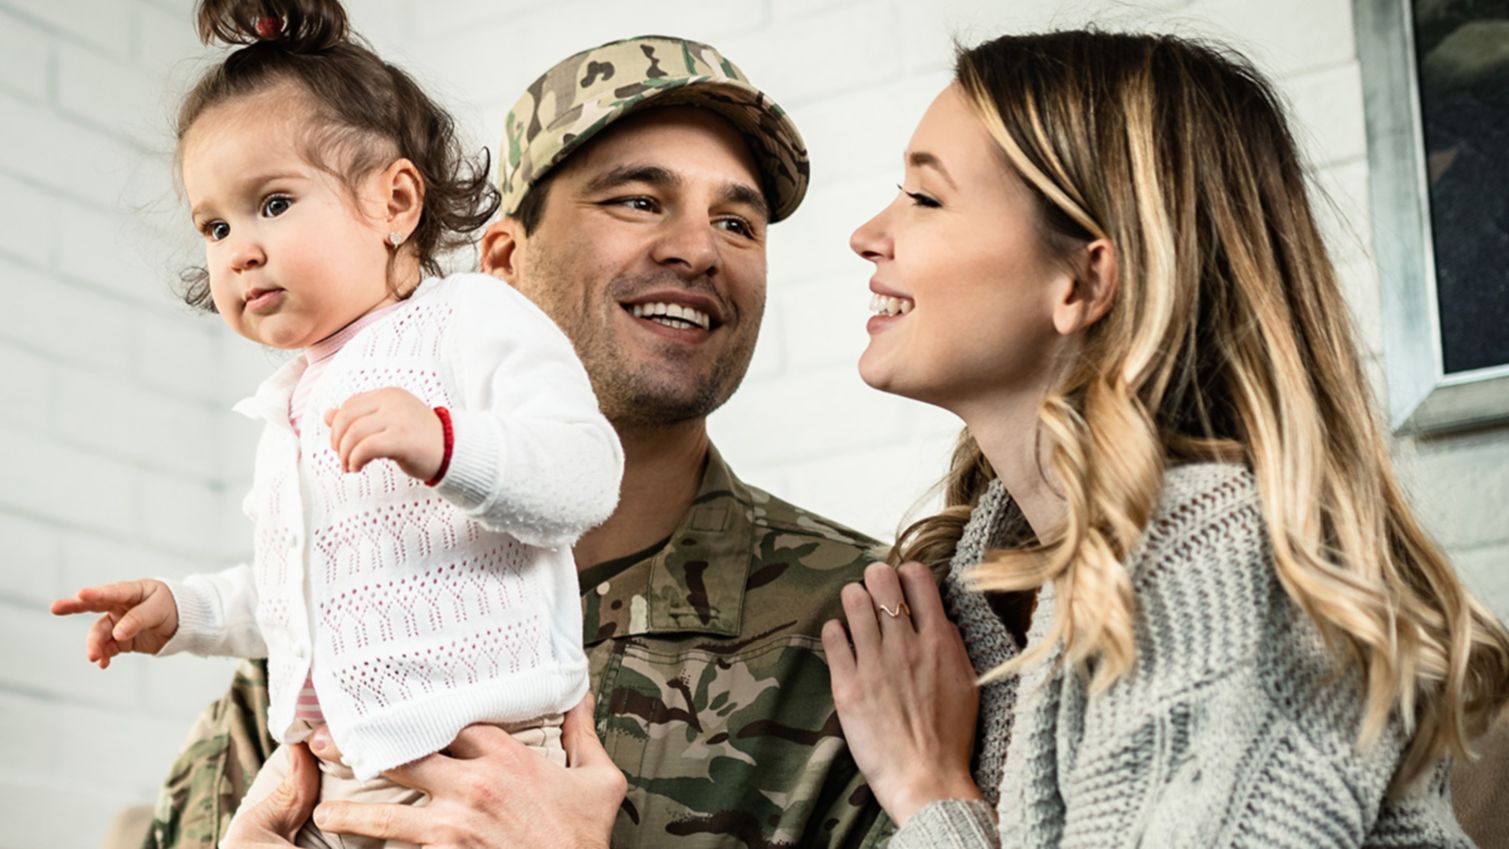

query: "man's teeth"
xmin=869 ymin=293 xmax=914 ymax=317
xmin=630 ymin=302 xmax=712 ymax=330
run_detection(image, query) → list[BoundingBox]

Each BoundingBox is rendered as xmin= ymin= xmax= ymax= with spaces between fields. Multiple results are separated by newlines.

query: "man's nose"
xmin=651 ymin=211 xmax=719 ymax=279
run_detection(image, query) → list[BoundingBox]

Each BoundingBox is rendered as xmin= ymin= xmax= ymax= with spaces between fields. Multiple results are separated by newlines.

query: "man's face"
xmin=503 ymin=107 xmax=769 ymax=429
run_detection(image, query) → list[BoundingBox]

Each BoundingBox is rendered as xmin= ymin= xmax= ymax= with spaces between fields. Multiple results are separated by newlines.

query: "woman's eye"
xmin=205 ymin=221 xmax=230 ymax=241
xmin=898 ymin=184 xmax=941 ymax=209
xmin=261 ymin=195 xmax=292 ymax=217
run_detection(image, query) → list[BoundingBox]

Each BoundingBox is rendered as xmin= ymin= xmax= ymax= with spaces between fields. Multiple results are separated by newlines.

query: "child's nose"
xmin=231 ymin=239 xmax=266 ymax=271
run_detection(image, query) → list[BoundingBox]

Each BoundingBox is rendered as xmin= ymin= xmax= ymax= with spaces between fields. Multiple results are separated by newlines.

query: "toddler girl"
xmin=51 ymin=1 xmax=623 ymax=846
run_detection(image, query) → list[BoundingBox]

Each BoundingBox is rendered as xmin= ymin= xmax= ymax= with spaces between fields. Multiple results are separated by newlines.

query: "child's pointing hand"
xmin=325 ymin=388 xmax=444 ymax=481
xmin=51 ymin=579 xmax=179 ymax=668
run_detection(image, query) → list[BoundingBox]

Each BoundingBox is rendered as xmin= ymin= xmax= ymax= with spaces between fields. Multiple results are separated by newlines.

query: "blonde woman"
xmin=825 ymin=30 xmax=1509 ymax=848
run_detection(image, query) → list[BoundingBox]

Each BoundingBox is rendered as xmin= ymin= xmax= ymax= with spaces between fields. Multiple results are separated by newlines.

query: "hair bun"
xmin=195 ymin=0 xmax=349 ymax=53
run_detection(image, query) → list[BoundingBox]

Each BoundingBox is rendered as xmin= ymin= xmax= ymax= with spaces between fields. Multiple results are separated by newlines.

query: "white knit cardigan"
xmin=893 ymin=463 xmax=1474 ymax=848
xmin=159 ymin=273 xmax=624 ymax=780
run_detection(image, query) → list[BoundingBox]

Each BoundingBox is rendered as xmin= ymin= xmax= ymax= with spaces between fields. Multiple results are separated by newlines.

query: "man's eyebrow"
xmin=720 ymin=182 xmax=769 ymax=222
xmin=583 ymin=164 xmax=681 ymax=194
xmin=906 ymin=151 xmax=958 ymax=190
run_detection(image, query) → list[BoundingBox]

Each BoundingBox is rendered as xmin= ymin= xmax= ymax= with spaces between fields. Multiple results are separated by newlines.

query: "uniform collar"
xmin=581 ymin=445 xmax=756 ymax=644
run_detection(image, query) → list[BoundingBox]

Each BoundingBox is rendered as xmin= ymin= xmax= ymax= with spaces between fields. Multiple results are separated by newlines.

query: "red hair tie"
xmin=255 ymin=16 xmax=283 ymax=39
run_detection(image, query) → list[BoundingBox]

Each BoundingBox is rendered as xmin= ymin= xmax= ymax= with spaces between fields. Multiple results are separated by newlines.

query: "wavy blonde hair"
xmin=892 ymin=31 xmax=1509 ymax=787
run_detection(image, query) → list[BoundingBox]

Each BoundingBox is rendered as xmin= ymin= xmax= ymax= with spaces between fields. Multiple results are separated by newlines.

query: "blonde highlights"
xmin=895 ymin=31 xmax=1509 ymax=787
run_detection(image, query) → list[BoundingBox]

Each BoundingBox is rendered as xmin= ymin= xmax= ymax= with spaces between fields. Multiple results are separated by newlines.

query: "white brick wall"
xmin=3 ymin=2 xmax=1505 ymax=847
xmin=0 ymin=3 xmax=241 ymax=847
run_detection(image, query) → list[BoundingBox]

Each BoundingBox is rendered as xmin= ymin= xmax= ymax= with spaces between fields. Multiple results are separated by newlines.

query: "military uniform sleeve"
xmin=140 ymin=660 xmax=275 ymax=849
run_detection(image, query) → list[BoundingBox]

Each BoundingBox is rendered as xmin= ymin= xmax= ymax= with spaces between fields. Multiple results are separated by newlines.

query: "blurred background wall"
xmin=0 ymin=0 xmax=1504 ymax=845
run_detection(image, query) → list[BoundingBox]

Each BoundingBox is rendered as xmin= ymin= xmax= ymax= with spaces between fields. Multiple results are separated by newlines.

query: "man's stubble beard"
xmin=521 ymin=245 xmax=762 ymax=430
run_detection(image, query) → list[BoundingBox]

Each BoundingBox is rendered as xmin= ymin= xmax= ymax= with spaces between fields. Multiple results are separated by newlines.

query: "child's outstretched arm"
xmin=51 ymin=579 xmax=179 ymax=668
xmin=325 ymin=276 xmax=623 ymax=549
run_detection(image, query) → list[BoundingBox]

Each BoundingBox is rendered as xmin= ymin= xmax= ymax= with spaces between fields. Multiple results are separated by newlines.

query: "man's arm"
xmin=141 ymin=660 xmax=276 ymax=849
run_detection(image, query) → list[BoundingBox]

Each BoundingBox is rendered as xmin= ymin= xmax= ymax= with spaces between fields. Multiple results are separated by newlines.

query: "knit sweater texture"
xmin=893 ymin=463 xmax=1474 ymax=848
xmin=159 ymin=273 xmax=624 ymax=780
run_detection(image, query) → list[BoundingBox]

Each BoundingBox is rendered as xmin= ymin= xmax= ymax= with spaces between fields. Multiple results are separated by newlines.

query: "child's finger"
xmin=328 ymin=406 xmax=378 ymax=460
xmin=86 ymin=613 xmax=117 ymax=662
xmin=113 ymin=608 xmax=144 ymax=643
xmin=113 ymin=596 xmax=172 ymax=644
xmin=52 ymin=581 xmax=137 ymax=615
xmin=345 ymin=432 xmax=393 ymax=474
xmin=337 ymin=419 xmax=387 ymax=472
xmin=81 ymin=581 xmax=150 ymax=608
xmin=327 ymin=394 xmax=382 ymax=437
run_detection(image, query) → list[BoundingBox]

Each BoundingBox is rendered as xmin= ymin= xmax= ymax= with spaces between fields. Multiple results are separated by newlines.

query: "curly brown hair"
xmin=176 ymin=0 xmax=498 ymax=310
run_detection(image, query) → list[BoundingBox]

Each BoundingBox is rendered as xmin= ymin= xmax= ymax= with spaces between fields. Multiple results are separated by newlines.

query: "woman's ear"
xmin=480 ymin=217 xmax=523 ymax=285
xmin=381 ymin=157 xmax=425 ymax=243
xmin=1052 ymin=238 xmax=1118 ymax=336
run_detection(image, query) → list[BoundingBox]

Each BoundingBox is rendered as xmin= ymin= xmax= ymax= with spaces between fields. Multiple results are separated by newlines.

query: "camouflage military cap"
xmin=500 ymin=35 xmax=810 ymax=222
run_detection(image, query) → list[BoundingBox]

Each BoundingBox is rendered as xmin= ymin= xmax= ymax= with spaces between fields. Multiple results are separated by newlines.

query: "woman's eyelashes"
xmin=897 ymin=184 xmax=942 ymax=209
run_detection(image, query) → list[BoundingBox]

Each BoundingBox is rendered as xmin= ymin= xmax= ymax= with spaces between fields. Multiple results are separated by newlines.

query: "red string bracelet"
xmin=424 ymin=406 xmax=454 ymax=487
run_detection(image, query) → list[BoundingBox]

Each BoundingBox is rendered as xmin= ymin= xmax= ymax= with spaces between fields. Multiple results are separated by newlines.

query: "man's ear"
xmin=1051 ymin=238 xmax=1118 ymax=336
xmin=381 ymin=158 xmax=424 ymax=243
xmin=480 ymin=217 xmax=524 ymax=286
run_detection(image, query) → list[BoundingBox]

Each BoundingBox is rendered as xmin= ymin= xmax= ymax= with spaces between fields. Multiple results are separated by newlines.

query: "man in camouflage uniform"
xmin=141 ymin=35 xmax=894 ymax=849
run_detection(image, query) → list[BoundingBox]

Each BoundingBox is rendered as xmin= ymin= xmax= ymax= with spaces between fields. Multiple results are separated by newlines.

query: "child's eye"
xmin=261 ymin=195 xmax=292 ymax=217
xmin=204 ymin=221 xmax=230 ymax=241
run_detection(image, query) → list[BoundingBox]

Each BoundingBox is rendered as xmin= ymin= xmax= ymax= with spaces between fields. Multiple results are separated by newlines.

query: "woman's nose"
xmin=850 ymin=206 xmax=892 ymax=262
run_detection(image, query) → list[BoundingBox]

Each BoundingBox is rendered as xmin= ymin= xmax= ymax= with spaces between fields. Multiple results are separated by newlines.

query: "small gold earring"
xmin=388 ymin=231 xmax=403 ymax=247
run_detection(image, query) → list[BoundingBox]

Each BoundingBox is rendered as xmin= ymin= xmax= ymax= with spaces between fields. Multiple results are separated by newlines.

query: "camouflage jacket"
xmin=143 ymin=447 xmax=895 ymax=849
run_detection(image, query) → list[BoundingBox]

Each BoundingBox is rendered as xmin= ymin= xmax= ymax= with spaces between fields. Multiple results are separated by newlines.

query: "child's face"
xmin=181 ymin=93 xmax=398 ymax=349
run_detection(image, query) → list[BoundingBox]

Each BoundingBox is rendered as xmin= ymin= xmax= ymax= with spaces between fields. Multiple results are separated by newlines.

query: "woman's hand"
xmin=50 ymin=579 xmax=179 ymax=668
xmin=822 ymin=561 xmax=984 ymax=825
xmin=310 ymin=694 xmax=625 ymax=849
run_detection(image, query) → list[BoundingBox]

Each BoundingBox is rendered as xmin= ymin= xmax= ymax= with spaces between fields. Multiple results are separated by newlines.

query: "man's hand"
xmin=324 ymin=388 xmax=444 ymax=480
xmin=311 ymin=695 xmax=625 ymax=849
xmin=222 ymin=743 xmax=320 ymax=848
xmin=50 ymin=579 xmax=179 ymax=668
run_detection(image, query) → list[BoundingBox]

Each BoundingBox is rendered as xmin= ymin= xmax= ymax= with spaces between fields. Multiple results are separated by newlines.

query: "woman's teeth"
xmin=631 ymin=302 xmax=712 ymax=330
xmin=869 ymin=293 xmax=914 ymax=317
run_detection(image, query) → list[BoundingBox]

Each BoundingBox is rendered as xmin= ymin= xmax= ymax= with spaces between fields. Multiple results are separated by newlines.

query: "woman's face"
xmin=851 ymin=83 xmax=1076 ymax=415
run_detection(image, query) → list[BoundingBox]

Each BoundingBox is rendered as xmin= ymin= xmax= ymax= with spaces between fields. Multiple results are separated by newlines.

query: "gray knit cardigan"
xmin=893 ymin=463 xmax=1474 ymax=848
